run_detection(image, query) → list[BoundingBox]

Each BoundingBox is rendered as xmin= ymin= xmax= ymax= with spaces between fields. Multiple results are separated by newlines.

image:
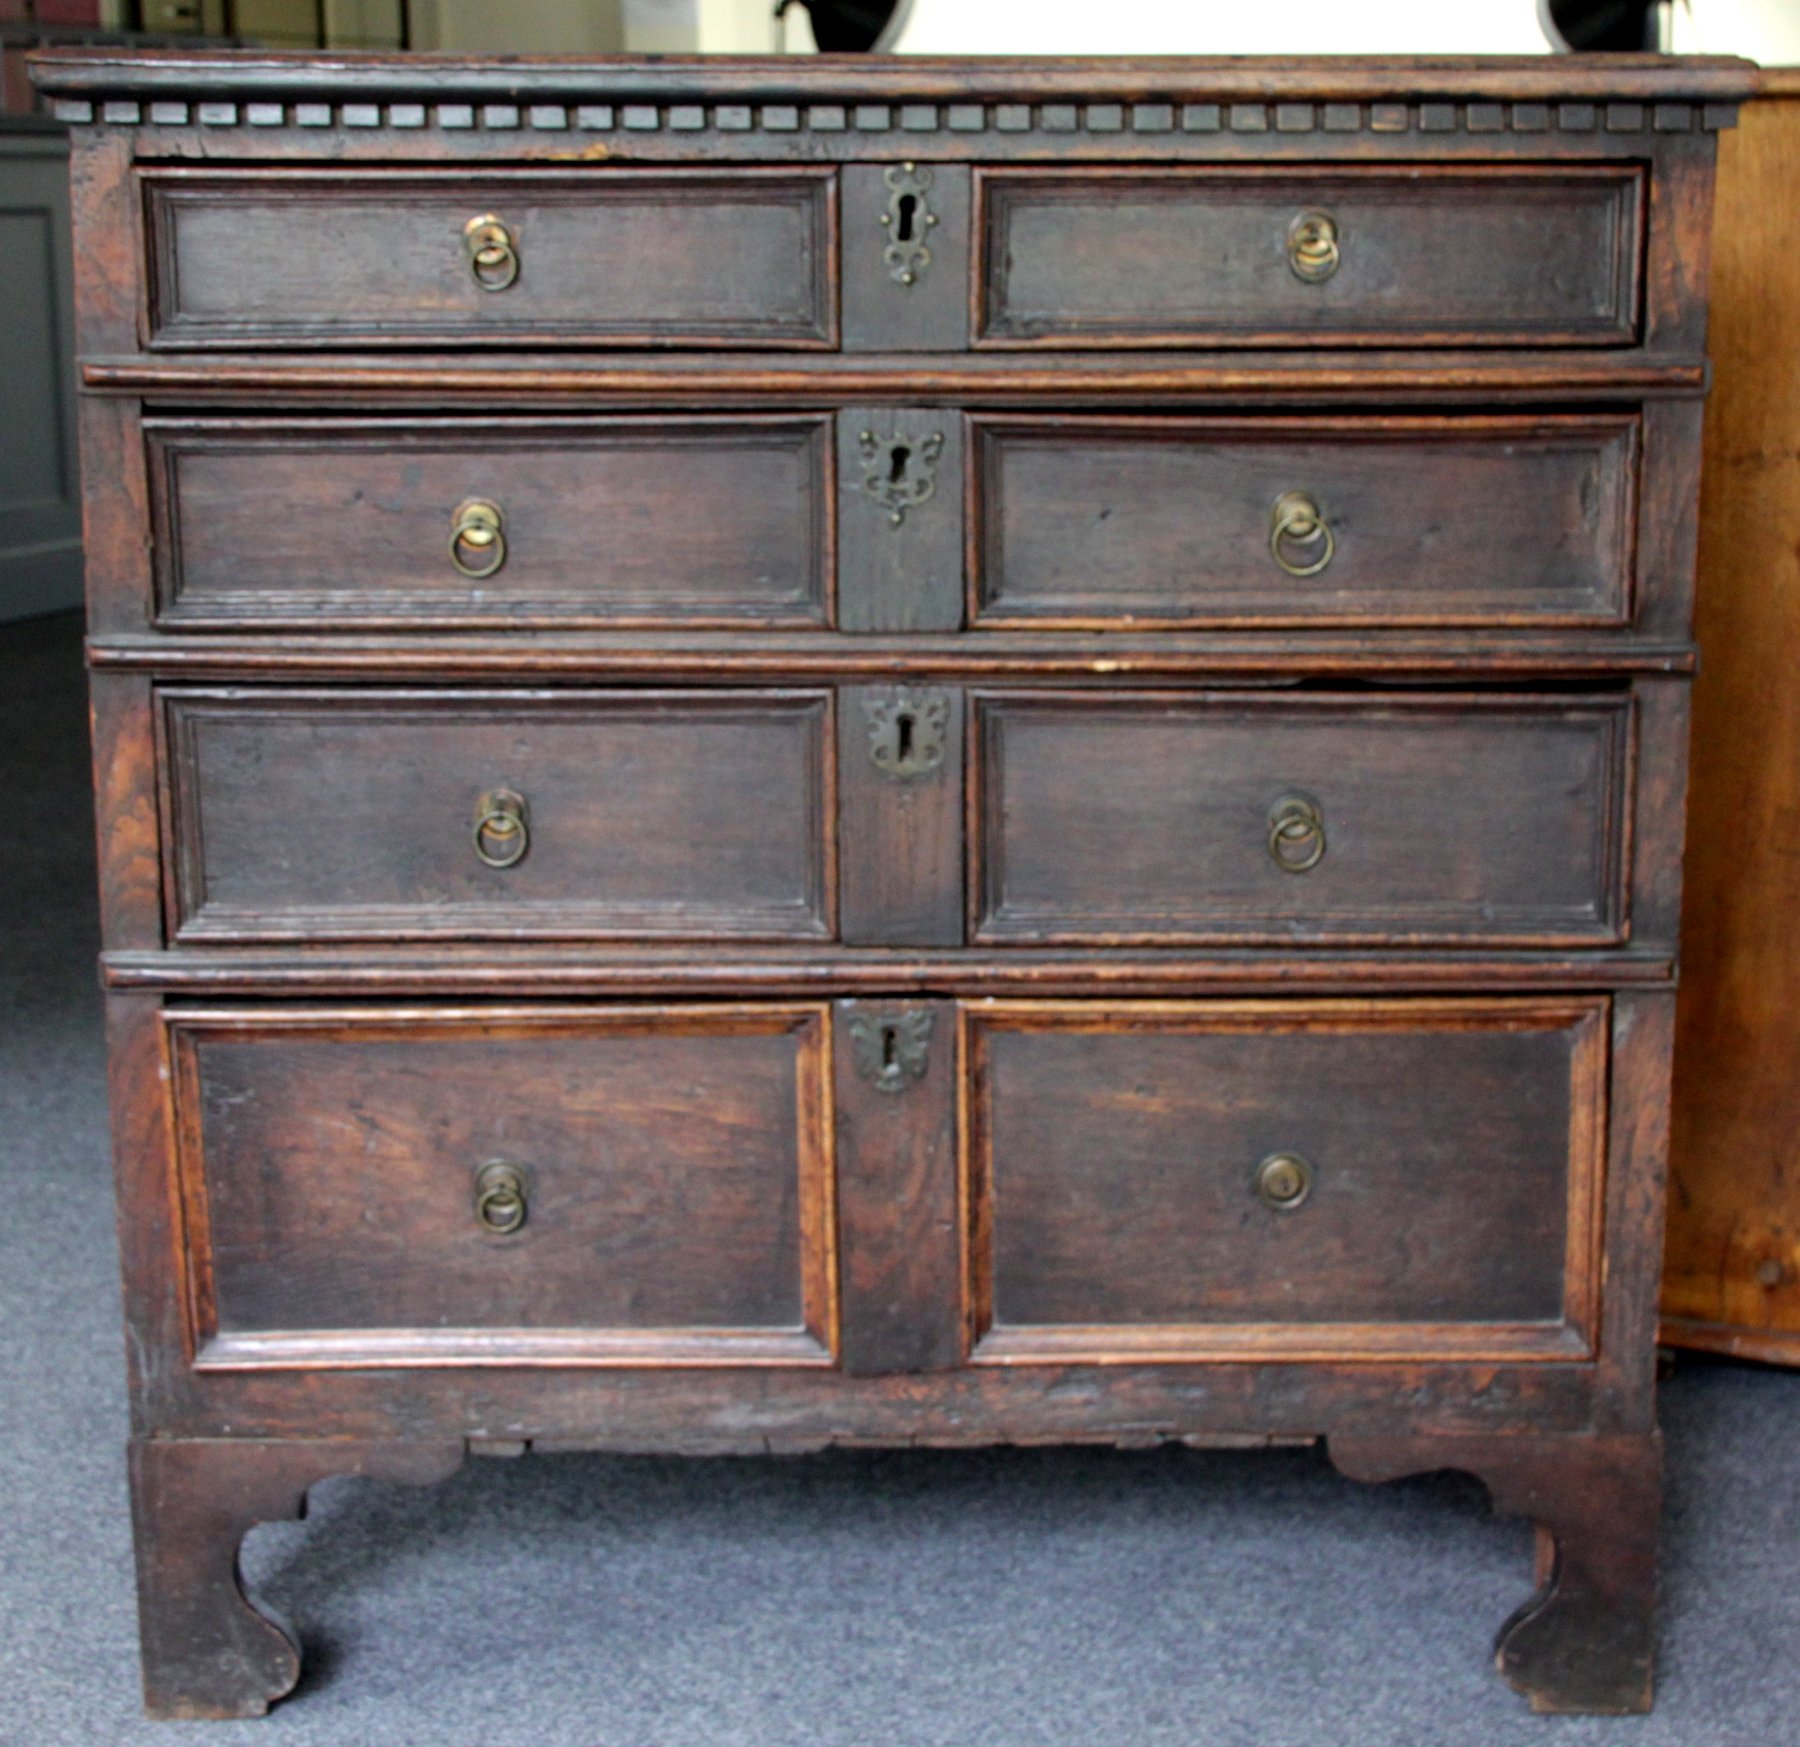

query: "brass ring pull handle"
xmin=450 ymin=498 xmax=506 ymax=580
xmin=1287 ymin=209 xmax=1340 ymax=283
xmin=1269 ymin=490 xmax=1335 ymax=579
xmin=463 ymin=212 xmax=519 ymax=291
xmin=474 ymin=1161 xmax=528 ymax=1234
xmin=1255 ymin=1152 xmax=1314 ymax=1211
xmin=1268 ymin=793 xmax=1326 ymax=874
xmin=473 ymin=787 xmax=530 ymax=870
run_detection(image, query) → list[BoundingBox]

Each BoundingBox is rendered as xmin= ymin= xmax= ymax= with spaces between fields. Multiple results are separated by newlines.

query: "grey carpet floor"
xmin=1 ymin=608 xmax=1795 ymax=1746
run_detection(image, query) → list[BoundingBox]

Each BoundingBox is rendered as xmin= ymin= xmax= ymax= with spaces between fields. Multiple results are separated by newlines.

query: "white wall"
xmin=888 ymin=0 xmax=1556 ymax=55
xmin=1671 ymin=0 xmax=1800 ymax=60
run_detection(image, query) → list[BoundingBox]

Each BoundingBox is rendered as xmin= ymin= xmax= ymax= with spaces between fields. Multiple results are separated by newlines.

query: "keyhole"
xmin=895 ymin=192 xmax=917 ymax=242
xmin=881 ymin=1024 xmax=899 ymax=1073
xmin=888 ymin=443 xmax=911 ymax=485
xmin=895 ymin=709 xmax=915 ymax=765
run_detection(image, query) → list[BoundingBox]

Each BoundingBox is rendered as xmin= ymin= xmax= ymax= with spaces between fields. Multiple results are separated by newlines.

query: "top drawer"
xmin=142 ymin=166 xmax=838 ymax=350
xmin=975 ymin=165 xmax=1645 ymax=349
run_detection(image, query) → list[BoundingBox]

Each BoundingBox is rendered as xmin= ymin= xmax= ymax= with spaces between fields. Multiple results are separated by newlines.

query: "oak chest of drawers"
xmin=33 ymin=47 xmax=1750 ymax=1720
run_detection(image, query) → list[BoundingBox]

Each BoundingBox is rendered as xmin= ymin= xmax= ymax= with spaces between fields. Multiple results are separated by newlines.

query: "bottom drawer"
xmin=166 ymin=995 xmax=1609 ymax=1377
xmin=963 ymin=997 xmax=1609 ymax=1364
xmin=169 ymin=1005 xmax=835 ymax=1369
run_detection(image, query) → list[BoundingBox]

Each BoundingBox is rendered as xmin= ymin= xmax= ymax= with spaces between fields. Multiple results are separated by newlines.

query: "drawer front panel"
xmin=168 ymin=1006 xmax=835 ymax=1368
xmin=148 ymin=416 xmax=832 ymax=628
xmin=163 ymin=689 xmax=834 ymax=942
xmin=972 ymin=414 xmax=1638 ymax=628
xmin=972 ymin=692 xmax=1632 ymax=946
xmin=975 ymin=165 xmax=1643 ymax=348
xmin=144 ymin=167 xmax=837 ymax=349
xmin=964 ymin=998 xmax=1608 ymax=1362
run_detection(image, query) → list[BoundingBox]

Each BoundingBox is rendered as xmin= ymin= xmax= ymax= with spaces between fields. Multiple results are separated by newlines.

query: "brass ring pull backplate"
xmin=474 ymin=1161 xmax=528 ymax=1234
xmin=1269 ymin=490 xmax=1335 ymax=578
xmin=450 ymin=497 xmax=507 ymax=579
xmin=473 ymin=787 xmax=530 ymax=869
xmin=1268 ymin=792 xmax=1326 ymax=874
xmin=1287 ymin=209 xmax=1340 ymax=283
xmin=1255 ymin=1152 xmax=1314 ymax=1211
xmin=463 ymin=212 xmax=519 ymax=291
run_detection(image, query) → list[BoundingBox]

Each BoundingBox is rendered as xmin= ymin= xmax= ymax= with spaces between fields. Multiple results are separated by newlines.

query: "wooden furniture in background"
xmin=1665 ymin=70 xmax=1800 ymax=1364
xmin=33 ymin=48 xmax=1748 ymax=1720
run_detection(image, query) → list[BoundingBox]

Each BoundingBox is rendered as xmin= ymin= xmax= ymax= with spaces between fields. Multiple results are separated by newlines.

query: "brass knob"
xmin=463 ymin=212 xmax=519 ymax=291
xmin=1287 ymin=209 xmax=1340 ymax=283
xmin=1269 ymin=490 xmax=1334 ymax=578
xmin=450 ymin=497 xmax=506 ymax=580
xmin=473 ymin=787 xmax=530 ymax=869
xmin=1268 ymin=793 xmax=1326 ymax=874
xmin=474 ymin=1161 xmax=528 ymax=1234
xmin=1255 ymin=1152 xmax=1313 ymax=1211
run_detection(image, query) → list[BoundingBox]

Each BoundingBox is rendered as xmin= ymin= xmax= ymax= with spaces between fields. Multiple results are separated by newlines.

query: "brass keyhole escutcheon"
xmin=450 ymin=498 xmax=507 ymax=579
xmin=474 ymin=1161 xmax=528 ymax=1234
xmin=473 ymin=788 xmax=530 ymax=869
xmin=1255 ymin=1152 xmax=1313 ymax=1211
xmin=1287 ymin=209 xmax=1340 ymax=283
xmin=1267 ymin=792 xmax=1326 ymax=874
xmin=880 ymin=160 xmax=938 ymax=286
xmin=1269 ymin=490 xmax=1335 ymax=578
xmin=858 ymin=427 xmax=944 ymax=528
xmin=463 ymin=212 xmax=520 ymax=291
xmin=863 ymin=687 xmax=950 ymax=781
xmin=848 ymin=1006 xmax=933 ymax=1094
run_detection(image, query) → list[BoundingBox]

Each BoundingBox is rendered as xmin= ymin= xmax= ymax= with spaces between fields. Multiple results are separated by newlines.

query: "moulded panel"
xmin=963 ymin=996 xmax=1609 ymax=1363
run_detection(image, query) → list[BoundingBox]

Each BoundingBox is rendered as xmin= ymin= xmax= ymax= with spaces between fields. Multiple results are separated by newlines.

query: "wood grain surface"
xmin=971 ymin=411 xmax=1640 ymax=628
xmin=970 ymin=689 xmax=1633 ymax=947
xmin=160 ymin=687 xmax=835 ymax=943
xmin=169 ymin=1005 xmax=836 ymax=1368
xmin=147 ymin=414 xmax=833 ymax=628
xmin=1664 ymin=82 xmax=1800 ymax=1363
xmin=143 ymin=165 xmax=838 ymax=350
xmin=964 ymin=997 xmax=1607 ymax=1363
xmin=975 ymin=165 xmax=1644 ymax=348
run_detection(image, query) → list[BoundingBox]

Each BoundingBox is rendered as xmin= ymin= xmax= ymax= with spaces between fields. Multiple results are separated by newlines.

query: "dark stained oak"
xmin=86 ymin=628 xmax=1703 ymax=681
xmin=836 ymin=683 xmax=965 ymax=947
xmin=975 ymin=165 xmax=1645 ymax=349
xmin=833 ymin=997 xmax=962 ymax=1374
xmin=841 ymin=164 xmax=972 ymax=355
xmin=835 ymin=405 xmax=965 ymax=633
xmin=964 ymin=997 xmax=1607 ymax=1362
xmin=147 ymin=414 xmax=834 ymax=628
xmin=160 ymin=687 xmax=835 ymax=943
xmin=80 ymin=350 xmax=1715 ymax=407
xmin=971 ymin=689 xmax=1633 ymax=946
xmin=29 ymin=51 xmax=1756 ymax=108
xmin=971 ymin=412 xmax=1639 ymax=628
xmin=35 ymin=47 xmax=1741 ymax=1722
xmin=169 ymin=1005 xmax=835 ymax=1368
xmin=128 ymin=1439 xmax=466 ymax=1720
xmin=143 ymin=165 xmax=839 ymax=350
xmin=1330 ymin=1430 xmax=1661 ymax=1715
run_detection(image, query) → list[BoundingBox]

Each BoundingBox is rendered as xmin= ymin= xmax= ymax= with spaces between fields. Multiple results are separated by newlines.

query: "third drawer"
xmin=157 ymin=684 xmax=1639 ymax=949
